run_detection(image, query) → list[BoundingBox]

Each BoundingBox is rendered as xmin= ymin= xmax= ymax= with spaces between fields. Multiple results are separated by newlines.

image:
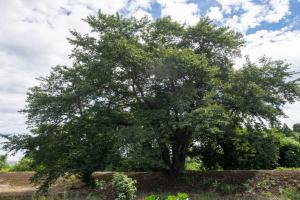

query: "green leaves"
xmin=222 ymin=56 xmax=300 ymax=125
xmin=4 ymin=11 xmax=300 ymax=191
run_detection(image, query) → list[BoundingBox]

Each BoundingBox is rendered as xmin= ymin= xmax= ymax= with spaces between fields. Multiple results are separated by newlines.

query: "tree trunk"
xmin=161 ymin=129 xmax=191 ymax=175
xmin=82 ymin=171 xmax=94 ymax=187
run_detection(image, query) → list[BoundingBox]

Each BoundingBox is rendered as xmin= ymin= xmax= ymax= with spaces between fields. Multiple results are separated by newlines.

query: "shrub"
xmin=281 ymin=187 xmax=300 ymax=200
xmin=95 ymin=179 xmax=108 ymax=191
xmin=10 ymin=157 xmax=34 ymax=171
xmin=63 ymin=175 xmax=81 ymax=189
xmin=219 ymin=184 xmax=238 ymax=195
xmin=279 ymin=138 xmax=300 ymax=168
xmin=0 ymin=155 xmax=9 ymax=171
xmin=145 ymin=193 xmax=189 ymax=200
xmin=174 ymin=193 xmax=189 ymax=200
xmin=145 ymin=195 xmax=160 ymax=200
xmin=112 ymin=173 xmax=137 ymax=200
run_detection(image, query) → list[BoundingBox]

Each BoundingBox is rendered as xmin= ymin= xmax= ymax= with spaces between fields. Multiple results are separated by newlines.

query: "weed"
xmin=112 ymin=173 xmax=137 ymax=200
xmin=218 ymin=183 xmax=239 ymax=195
xmin=145 ymin=193 xmax=189 ymax=200
xmin=145 ymin=194 xmax=160 ymax=200
xmin=94 ymin=179 xmax=107 ymax=190
xmin=256 ymin=178 xmax=276 ymax=191
xmin=280 ymin=187 xmax=300 ymax=200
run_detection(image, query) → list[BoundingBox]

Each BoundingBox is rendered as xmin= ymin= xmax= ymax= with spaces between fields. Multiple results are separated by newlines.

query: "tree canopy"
xmin=3 ymin=12 xmax=300 ymax=192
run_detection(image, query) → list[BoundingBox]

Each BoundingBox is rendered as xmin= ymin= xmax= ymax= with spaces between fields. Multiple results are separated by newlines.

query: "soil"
xmin=0 ymin=170 xmax=299 ymax=199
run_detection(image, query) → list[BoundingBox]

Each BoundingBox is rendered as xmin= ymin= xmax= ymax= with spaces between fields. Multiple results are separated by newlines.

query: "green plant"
xmin=256 ymin=178 xmax=276 ymax=191
xmin=243 ymin=182 xmax=255 ymax=194
xmin=5 ymin=9 xmax=300 ymax=192
xmin=0 ymin=154 xmax=10 ymax=171
xmin=279 ymin=138 xmax=300 ymax=168
xmin=275 ymin=167 xmax=300 ymax=170
xmin=176 ymin=193 xmax=189 ymax=200
xmin=281 ymin=187 xmax=300 ymax=200
xmin=145 ymin=193 xmax=188 ymax=200
xmin=63 ymin=175 xmax=81 ymax=189
xmin=262 ymin=191 xmax=274 ymax=198
xmin=112 ymin=173 xmax=137 ymax=200
xmin=145 ymin=195 xmax=160 ymax=200
xmin=166 ymin=193 xmax=189 ymax=200
xmin=9 ymin=157 xmax=34 ymax=171
xmin=166 ymin=195 xmax=177 ymax=200
xmin=95 ymin=179 xmax=108 ymax=190
xmin=218 ymin=183 xmax=238 ymax=195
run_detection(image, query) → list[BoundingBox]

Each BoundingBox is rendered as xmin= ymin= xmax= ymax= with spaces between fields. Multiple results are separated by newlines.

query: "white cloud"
xmin=206 ymin=6 xmax=223 ymax=21
xmin=234 ymin=29 xmax=300 ymax=127
xmin=243 ymin=29 xmax=300 ymax=70
xmin=156 ymin=0 xmax=200 ymax=25
xmin=0 ymin=0 xmax=133 ymax=161
xmin=281 ymin=102 xmax=300 ymax=127
xmin=125 ymin=0 xmax=153 ymax=19
xmin=215 ymin=0 xmax=290 ymax=33
xmin=265 ymin=0 xmax=290 ymax=23
xmin=131 ymin=9 xmax=153 ymax=19
xmin=0 ymin=0 xmax=130 ymax=137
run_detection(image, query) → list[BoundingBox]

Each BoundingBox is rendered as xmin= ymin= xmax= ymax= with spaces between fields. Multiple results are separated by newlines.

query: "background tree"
xmin=3 ymin=12 xmax=300 ymax=191
xmin=293 ymin=123 xmax=300 ymax=134
xmin=0 ymin=155 xmax=8 ymax=170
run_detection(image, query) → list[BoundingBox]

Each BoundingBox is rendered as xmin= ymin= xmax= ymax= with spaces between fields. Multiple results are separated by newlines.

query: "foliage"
xmin=195 ymin=127 xmax=281 ymax=170
xmin=184 ymin=157 xmax=204 ymax=171
xmin=275 ymin=167 xmax=300 ymax=170
xmin=145 ymin=193 xmax=189 ymax=200
xmin=281 ymin=187 xmax=300 ymax=200
xmin=0 ymin=154 xmax=9 ymax=170
xmin=9 ymin=157 xmax=35 ymax=171
xmin=2 ymin=11 xmax=300 ymax=191
xmin=145 ymin=195 xmax=160 ymax=200
xmin=166 ymin=193 xmax=189 ymax=200
xmin=215 ymin=183 xmax=238 ymax=195
xmin=112 ymin=173 xmax=137 ymax=200
xmin=245 ymin=129 xmax=280 ymax=169
xmin=94 ymin=179 xmax=108 ymax=191
xmin=293 ymin=123 xmax=300 ymax=134
xmin=279 ymin=137 xmax=300 ymax=168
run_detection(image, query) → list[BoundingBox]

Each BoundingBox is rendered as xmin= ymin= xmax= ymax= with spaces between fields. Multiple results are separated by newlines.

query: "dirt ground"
xmin=0 ymin=170 xmax=300 ymax=199
xmin=0 ymin=172 xmax=35 ymax=199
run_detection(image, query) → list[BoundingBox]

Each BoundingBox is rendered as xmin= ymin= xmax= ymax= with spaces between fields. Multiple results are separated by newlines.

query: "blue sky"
xmin=0 ymin=0 xmax=300 ymax=160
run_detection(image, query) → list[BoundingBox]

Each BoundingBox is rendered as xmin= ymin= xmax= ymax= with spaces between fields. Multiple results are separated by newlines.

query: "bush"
xmin=0 ymin=155 xmax=9 ymax=171
xmin=279 ymin=138 xmax=300 ymax=168
xmin=112 ymin=173 xmax=137 ymax=200
xmin=281 ymin=187 xmax=300 ymax=200
xmin=217 ymin=184 xmax=238 ymax=195
xmin=145 ymin=193 xmax=189 ymax=200
xmin=167 ymin=193 xmax=189 ymax=200
xmin=9 ymin=157 xmax=34 ymax=171
xmin=95 ymin=179 xmax=108 ymax=191
xmin=145 ymin=195 xmax=160 ymax=200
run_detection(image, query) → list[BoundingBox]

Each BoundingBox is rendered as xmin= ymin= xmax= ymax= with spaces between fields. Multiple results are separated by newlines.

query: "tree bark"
xmin=82 ymin=171 xmax=94 ymax=187
xmin=161 ymin=129 xmax=191 ymax=175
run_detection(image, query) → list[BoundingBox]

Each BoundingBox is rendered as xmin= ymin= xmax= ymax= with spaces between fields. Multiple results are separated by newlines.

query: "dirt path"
xmin=0 ymin=172 xmax=36 ymax=197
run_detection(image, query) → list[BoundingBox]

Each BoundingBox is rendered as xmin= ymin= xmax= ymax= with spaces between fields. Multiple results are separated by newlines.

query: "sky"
xmin=0 ymin=0 xmax=300 ymax=160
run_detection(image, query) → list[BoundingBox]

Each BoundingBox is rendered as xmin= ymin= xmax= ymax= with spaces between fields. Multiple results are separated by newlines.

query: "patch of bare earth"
xmin=0 ymin=170 xmax=300 ymax=199
xmin=0 ymin=172 xmax=36 ymax=199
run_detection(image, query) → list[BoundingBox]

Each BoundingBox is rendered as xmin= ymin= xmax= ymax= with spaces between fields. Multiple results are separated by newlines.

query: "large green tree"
xmin=4 ymin=12 xmax=300 ymax=191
